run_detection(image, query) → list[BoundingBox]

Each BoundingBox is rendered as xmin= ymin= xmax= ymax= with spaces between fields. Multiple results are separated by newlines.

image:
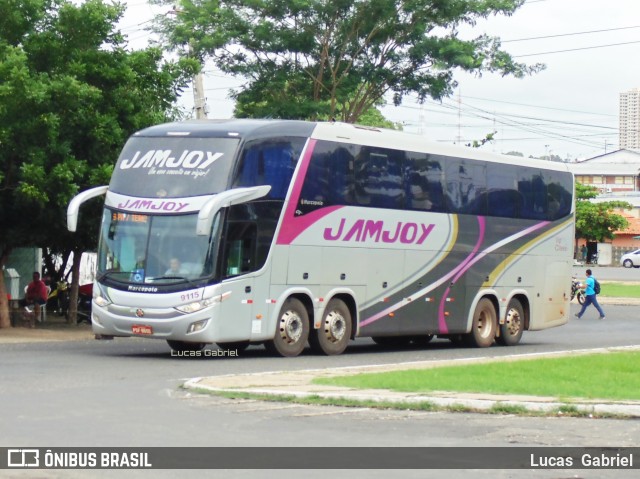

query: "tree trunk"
xmin=0 ymin=247 xmax=13 ymax=328
xmin=67 ymin=249 xmax=83 ymax=325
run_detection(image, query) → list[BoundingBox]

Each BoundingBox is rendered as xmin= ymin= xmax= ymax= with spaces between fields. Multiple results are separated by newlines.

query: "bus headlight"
xmin=175 ymin=296 xmax=217 ymax=314
xmin=94 ymin=285 xmax=112 ymax=307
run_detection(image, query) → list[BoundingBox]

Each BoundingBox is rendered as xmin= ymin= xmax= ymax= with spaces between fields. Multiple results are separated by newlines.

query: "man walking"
xmin=575 ymin=269 xmax=605 ymax=320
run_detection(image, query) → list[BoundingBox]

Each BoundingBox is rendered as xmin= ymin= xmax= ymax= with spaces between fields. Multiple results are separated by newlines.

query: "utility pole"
xmin=169 ymin=8 xmax=208 ymax=119
xmin=455 ymin=90 xmax=462 ymax=145
xmin=193 ymin=72 xmax=208 ymax=119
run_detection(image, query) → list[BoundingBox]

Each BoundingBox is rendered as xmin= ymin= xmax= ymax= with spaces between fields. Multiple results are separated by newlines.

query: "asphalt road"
xmin=572 ymin=264 xmax=640 ymax=281
xmin=1 ymin=301 xmax=639 ymax=478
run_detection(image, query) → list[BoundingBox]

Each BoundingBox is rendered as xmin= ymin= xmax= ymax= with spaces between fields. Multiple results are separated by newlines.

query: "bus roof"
xmin=311 ymin=122 xmax=573 ymax=173
xmin=133 ymin=119 xmax=571 ymax=173
xmin=133 ymin=119 xmax=315 ymax=140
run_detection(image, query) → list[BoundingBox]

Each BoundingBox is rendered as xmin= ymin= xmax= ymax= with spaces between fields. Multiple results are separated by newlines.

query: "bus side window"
xmin=487 ymin=163 xmax=519 ymax=218
xmin=232 ymin=139 xmax=303 ymax=200
xmin=223 ymin=222 xmax=257 ymax=277
xmin=263 ymin=145 xmax=294 ymax=199
xmin=298 ymin=141 xmax=355 ymax=214
xmin=355 ymin=146 xmax=404 ymax=209
xmin=519 ymin=170 xmax=547 ymax=220
xmin=445 ymin=160 xmax=486 ymax=215
xmin=547 ymin=172 xmax=572 ymax=220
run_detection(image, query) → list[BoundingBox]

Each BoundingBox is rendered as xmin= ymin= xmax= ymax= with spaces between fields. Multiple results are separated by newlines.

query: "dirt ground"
xmin=0 ymin=312 xmax=94 ymax=343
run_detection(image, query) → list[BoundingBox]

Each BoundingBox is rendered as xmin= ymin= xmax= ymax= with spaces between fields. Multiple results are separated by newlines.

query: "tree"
xmin=155 ymin=0 xmax=543 ymax=123
xmin=0 ymin=0 xmax=198 ymax=328
xmin=574 ymin=184 xmax=632 ymax=254
xmin=465 ymin=131 xmax=496 ymax=148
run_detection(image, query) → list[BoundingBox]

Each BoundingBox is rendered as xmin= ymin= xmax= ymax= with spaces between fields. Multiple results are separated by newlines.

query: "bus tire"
xmin=496 ymin=299 xmax=524 ymax=346
xmin=309 ymin=298 xmax=352 ymax=355
xmin=216 ymin=341 xmax=250 ymax=352
xmin=265 ymin=298 xmax=309 ymax=357
xmin=465 ymin=298 xmax=497 ymax=348
xmin=167 ymin=340 xmax=206 ymax=352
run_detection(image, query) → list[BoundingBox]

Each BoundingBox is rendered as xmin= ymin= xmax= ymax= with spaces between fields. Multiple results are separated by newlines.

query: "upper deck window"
xmin=109 ymin=137 xmax=239 ymax=198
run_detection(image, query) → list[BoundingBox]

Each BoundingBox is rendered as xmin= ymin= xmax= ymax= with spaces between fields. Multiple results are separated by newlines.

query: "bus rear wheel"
xmin=309 ymin=299 xmax=352 ymax=355
xmin=496 ymin=299 xmax=524 ymax=346
xmin=167 ymin=340 xmax=206 ymax=352
xmin=465 ymin=298 xmax=497 ymax=348
xmin=265 ymin=298 xmax=309 ymax=357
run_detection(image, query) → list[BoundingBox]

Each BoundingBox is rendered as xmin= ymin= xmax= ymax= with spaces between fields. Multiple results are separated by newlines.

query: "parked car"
xmin=620 ymin=249 xmax=640 ymax=268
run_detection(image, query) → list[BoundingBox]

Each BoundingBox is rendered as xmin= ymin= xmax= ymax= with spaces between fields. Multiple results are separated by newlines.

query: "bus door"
xmin=218 ymin=221 xmax=258 ymax=342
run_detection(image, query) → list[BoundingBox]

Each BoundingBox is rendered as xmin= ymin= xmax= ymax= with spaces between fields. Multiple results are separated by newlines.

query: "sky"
xmin=120 ymin=0 xmax=640 ymax=160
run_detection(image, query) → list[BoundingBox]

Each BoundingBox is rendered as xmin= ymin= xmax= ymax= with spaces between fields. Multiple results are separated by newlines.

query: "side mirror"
xmin=196 ymin=185 xmax=271 ymax=235
xmin=67 ymin=186 xmax=109 ymax=232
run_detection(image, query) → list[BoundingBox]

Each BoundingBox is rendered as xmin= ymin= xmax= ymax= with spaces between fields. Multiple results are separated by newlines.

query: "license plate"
xmin=132 ymin=324 xmax=153 ymax=335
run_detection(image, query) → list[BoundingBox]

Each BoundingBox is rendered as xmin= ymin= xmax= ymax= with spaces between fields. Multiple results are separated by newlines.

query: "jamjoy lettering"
xmin=119 ymin=150 xmax=223 ymax=170
xmin=117 ymin=199 xmax=189 ymax=212
xmin=324 ymin=218 xmax=435 ymax=245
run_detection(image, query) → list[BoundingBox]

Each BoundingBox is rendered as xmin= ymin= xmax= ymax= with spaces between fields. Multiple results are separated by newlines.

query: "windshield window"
xmin=97 ymin=209 xmax=220 ymax=286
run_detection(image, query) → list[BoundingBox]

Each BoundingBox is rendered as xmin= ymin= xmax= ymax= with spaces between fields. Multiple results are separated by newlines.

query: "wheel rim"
xmin=323 ymin=311 xmax=346 ymax=344
xmin=477 ymin=309 xmax=493 ymax=339
xmin=504 ymin=307 xmax=521 ymax=337
xmin=278 ymin=310 xmax=303 ymax=344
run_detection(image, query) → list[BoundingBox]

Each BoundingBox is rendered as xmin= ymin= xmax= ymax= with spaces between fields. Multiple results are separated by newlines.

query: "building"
xmin=572 ymin=149 xmax=640 ymax=194
xmin=619 ymin=88 xmax=640 ymax=149
xmin=569 ymin=149 xmax=640 ymax=265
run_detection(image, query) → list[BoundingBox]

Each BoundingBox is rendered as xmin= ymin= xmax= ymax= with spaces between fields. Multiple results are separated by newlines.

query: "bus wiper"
xmin=152 ymin=275 xmax=198 ymax=288
xmin=98 ymin=270 xmax=129 ymax=282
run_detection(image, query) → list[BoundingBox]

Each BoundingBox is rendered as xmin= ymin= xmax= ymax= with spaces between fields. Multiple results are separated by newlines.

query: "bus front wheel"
xmin=496 ymin=299 xmax=524 ymax=346
xmin=167 ymin=340 xmax=206 ymax=352
xmin=265 ymin=298 xmax=309 ymax=357
xmin=309 ymin=299 xmax=352 ymax=355
xmin=465 ymin=298 xmax=497 ymax=348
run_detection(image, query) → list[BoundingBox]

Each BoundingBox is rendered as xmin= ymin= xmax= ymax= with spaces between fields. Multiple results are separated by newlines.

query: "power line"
xmin=504 ymin=25 xmax=640 ymax=43
xmin=514 ymin=40 xmax=640 ymax=58
xmin=453 ymin=95 xmax=617 ymax=117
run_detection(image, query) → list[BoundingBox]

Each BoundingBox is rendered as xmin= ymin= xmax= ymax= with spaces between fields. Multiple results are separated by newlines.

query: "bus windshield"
xmin=97 ymin=209 xmax=221 ymax=286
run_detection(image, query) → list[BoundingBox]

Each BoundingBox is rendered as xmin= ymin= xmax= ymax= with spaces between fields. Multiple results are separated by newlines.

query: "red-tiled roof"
xmin=614 ymin=215 xmax=640 ymax=235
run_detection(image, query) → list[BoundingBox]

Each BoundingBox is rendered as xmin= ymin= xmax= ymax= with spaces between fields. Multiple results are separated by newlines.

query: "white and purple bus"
xmin=67 ymin=120 xmax=574 ymax=356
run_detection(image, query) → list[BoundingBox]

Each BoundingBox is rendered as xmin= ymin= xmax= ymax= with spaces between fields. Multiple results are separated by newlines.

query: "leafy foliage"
xmin=575 ymin=184 xmax=631 ymax=242
xmin=0 ymin=0 xmax=197 ymax=326
xmin=154 ymin=0 xmax=543 ymax=123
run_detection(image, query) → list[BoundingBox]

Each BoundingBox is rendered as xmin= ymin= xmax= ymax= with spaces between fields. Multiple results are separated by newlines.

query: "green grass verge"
xmin=599 ymin=282 xmax=640 ymax=298
xmin=313 ymin=351 xmax=640 ymax=401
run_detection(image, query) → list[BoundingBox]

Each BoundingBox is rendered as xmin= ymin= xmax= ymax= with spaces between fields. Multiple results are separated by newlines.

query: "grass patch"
xmin=211 ymin=390 xmax=439 ymax=411
xmin=313 ymin=351 xmax=640 ymax=402
xmin=597 ymin=282 xmax=640 ymax=298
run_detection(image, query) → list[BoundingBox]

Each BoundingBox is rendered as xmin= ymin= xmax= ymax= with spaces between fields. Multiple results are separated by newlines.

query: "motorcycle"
xmin=571 ymin=277 xmax=586 ymax=305
xmin=47 ymin=280 xmax=70 ymax=317
xmin=47 ymin=281 xmax=92 ymax=323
